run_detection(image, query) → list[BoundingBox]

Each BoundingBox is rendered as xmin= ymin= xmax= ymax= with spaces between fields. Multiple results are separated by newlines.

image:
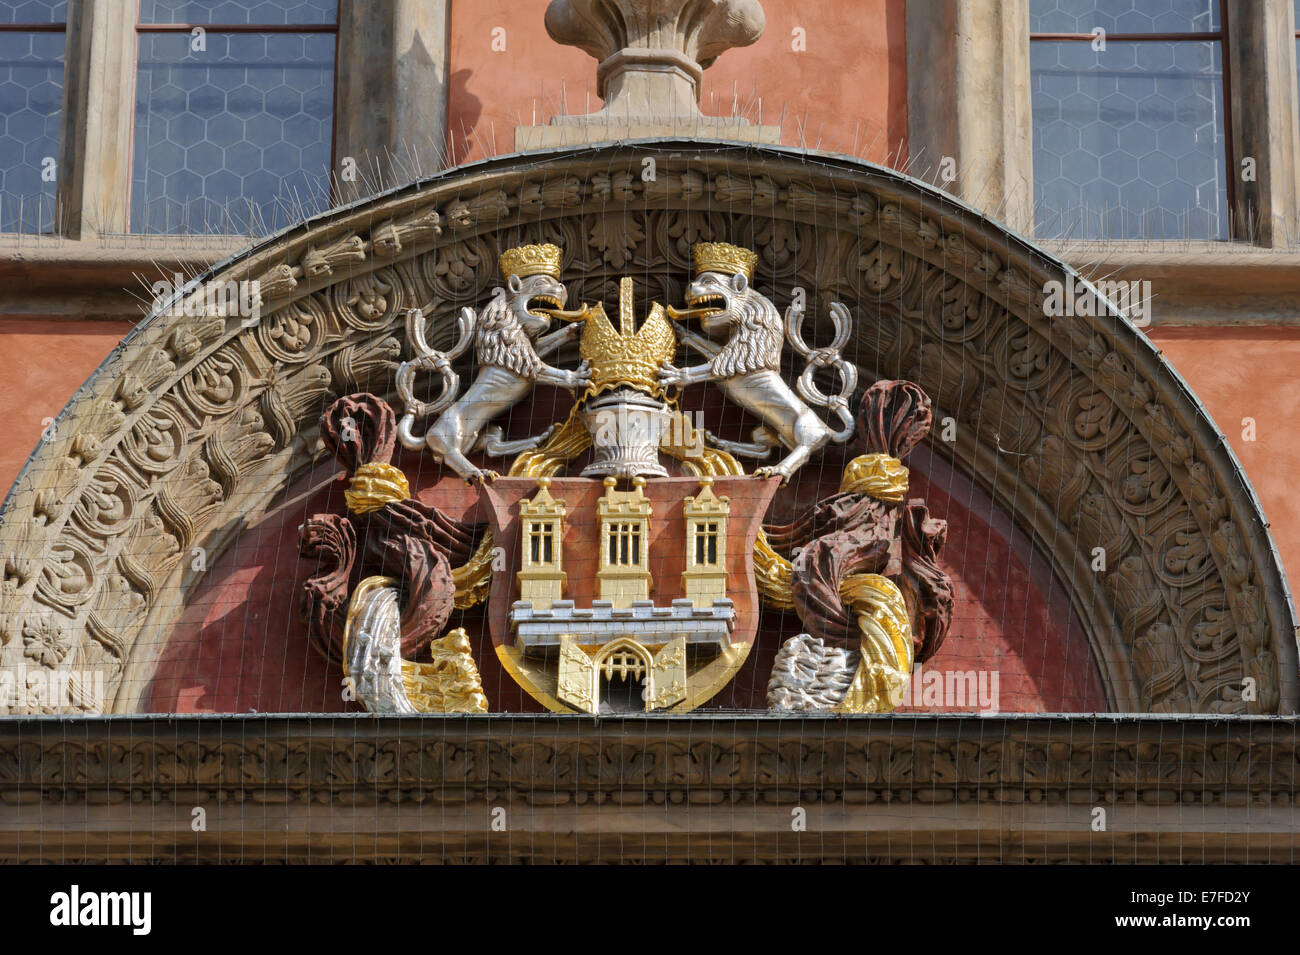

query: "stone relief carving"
xmin=300 ymin=394 xmax=477 ymax=665
xmin=0 ymin=143 xmax=1292 ymax=715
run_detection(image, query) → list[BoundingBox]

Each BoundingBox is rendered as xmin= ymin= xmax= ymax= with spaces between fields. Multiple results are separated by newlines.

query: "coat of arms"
xmin=299 ymin=241 xmax=953 ymax=714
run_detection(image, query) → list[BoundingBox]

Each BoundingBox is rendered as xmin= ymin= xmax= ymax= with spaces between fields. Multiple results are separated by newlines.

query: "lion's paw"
xmin=753 ymin=466 xmax=791 ymax=486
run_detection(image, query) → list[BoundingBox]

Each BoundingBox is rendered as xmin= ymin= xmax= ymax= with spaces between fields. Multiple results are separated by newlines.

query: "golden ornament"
xmin=498 ymin=242 xmax=562 ymax=280
xmin=344 ymin=462 xmax=410 ymax=514
xmin=691 ymin=241 xmax=758 ymax=279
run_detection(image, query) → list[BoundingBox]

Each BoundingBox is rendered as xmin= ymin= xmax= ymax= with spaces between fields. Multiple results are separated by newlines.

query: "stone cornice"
xmin=0 ymin=714 xmax=1295 ymax=863
xmin=0 ymin=235 xmax=241 ymax=323
xmin=1041 ymin=240 xmax=1300 ymax=326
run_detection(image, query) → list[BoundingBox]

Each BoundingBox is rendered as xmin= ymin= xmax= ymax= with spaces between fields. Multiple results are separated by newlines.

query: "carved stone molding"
xmin=0 ymin=715 xmax=1296 ymax=863
xmin=0 ymin=141 xmax=1294 ymax=715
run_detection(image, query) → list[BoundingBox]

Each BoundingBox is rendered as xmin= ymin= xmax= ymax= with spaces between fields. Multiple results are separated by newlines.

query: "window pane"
xmin=131 ymin=30 xmax=334 ymax=235
xmin=1029 ymin=0 xmax=1218 ymax=34
xmin=139 ymin=0 xmax=337 ymax=26
xmin=0 ymin=29 xmax=64 ymax=233
xmin=0 ymin=1 xmax=66 ymax=25
xmin=1031 ymin=39 xmax=1227 ymax=240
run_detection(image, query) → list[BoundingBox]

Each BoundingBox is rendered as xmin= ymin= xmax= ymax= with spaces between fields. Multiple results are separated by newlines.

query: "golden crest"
xmin=691 ymin=241 xmax=757 ymax=279
xmin=579 ymin=277 xmax=676 ymax=397
xmin=498 ymin=242 xmax=562 ymax=280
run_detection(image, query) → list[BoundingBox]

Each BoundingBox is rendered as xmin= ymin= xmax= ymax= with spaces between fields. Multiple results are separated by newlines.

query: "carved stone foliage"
xmin=545 ymin=0 xmax=765 ymax=77
xmin=0 ymin=142 xmax=1292 ymax=714
xmin=767 ymin=380 xmax=953 ymax=665
xmin=300 ymin=394 xmax=479 ymax=662
xmin=541 ymin=0 xmax=767 ymax=136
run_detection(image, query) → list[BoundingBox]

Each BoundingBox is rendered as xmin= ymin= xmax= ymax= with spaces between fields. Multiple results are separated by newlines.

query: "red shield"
xmin=479 ymin=476 xmax=779 ymax=651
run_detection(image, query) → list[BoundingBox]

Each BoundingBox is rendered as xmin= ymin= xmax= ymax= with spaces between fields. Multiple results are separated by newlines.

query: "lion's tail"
xmin=395 ymin=306 xmax=476 ymax=449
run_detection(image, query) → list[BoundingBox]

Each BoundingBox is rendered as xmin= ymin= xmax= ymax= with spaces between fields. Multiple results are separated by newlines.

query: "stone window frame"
xmin=0 ymin=5 xmax=68 ymax=234
xmin=907 ymin=0 xmax=1300 ymax=248
xmin=30 ymin=0 xmax=449 ymax=241
xmin=1027 ymin=4 xmax=1234 ymax=241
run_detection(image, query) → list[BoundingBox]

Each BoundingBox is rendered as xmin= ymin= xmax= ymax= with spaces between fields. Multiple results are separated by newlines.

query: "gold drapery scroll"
xmin=343 ymin=575 xmax=489 ymax=713
xmin=834 ymin=573 xmax=914 ymax=713
xmin=344 ymin=462 xmax=410 ymax=514
xmin=839 ymin=452 xmax=908 ymax=503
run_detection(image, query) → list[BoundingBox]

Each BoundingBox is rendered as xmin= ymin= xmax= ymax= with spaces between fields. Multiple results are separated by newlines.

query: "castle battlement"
xmin=509 ymin=597 xmax=736 ymax=651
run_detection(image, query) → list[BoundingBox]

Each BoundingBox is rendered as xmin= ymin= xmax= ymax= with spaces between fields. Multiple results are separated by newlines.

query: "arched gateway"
xmin=1 ymin=139 xmax=1294 ymax=716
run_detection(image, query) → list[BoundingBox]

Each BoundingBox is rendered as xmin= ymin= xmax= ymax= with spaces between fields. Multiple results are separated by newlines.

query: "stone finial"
xmin=546 ymin=0 xmax=764 ymax=106
xmin=516 ymin=0 xmax=779 ymax=149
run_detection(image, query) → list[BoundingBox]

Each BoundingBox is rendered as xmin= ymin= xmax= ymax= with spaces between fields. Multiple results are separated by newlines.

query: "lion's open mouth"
xmin=527 ymin=293 xmax=562 ymax=316
xmin=668 ymin=293 xmax=725 ymax=321
xmin=528 ymin=293 xmax=588 ymax=322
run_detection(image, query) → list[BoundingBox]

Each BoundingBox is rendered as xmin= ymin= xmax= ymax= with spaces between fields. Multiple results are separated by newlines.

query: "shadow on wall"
xmin=448 ymin=69 xmax=483 ymax=167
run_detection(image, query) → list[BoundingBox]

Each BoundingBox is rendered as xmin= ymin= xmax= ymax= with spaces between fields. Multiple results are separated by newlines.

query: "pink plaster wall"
xmin=446 ymin=0 xmax=908 ymax=166
xmin=1146 ymin=327 xmax=1300 ymax=594
xmin=0 ymin=320 xmax=132 ymax=497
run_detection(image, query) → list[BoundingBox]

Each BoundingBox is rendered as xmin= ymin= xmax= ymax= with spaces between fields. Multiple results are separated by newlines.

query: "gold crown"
xmin=580 ymin=278 xmax=677 ymax=398
xmin=692 ymin=242 xmax=757 ymax=280
xmin=499 ymin=243 xmax=562 ymax=280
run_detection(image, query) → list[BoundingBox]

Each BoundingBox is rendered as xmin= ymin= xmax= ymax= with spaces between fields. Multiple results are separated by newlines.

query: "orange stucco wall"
xmin=1146 ymin=327 xmax=1300 ymax=593
xmin=0 ymin=320 xmax=132 ymax=499
xmin=446 ymin=0 xmax=908 ymax=166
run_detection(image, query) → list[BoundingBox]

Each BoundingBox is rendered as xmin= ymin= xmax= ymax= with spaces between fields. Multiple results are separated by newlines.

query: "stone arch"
xmin=1 ymin=140 xmax=1293 ymax=714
